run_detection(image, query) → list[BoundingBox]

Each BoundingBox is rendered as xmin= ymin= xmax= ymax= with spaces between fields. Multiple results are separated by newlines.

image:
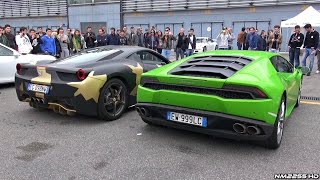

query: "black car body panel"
xmin=15 ymin=46 xmax=169 ymax=117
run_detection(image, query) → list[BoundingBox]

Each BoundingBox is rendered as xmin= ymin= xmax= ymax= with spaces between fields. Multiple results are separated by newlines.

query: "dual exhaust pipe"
xmin=233 ymin=123 xmax=261 ymax=135
xmin=136 ymin=107 xmax=150 ymax=117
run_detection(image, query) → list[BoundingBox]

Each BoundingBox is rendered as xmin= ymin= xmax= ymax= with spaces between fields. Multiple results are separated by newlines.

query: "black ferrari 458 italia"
xmin=15 ymin=46 xmax=169 ymax=120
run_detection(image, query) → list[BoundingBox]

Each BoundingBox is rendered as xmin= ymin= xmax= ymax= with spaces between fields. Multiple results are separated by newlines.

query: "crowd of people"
xmin=0 ymin=23 xmax=319 ymax=75
xmin=0 ymin=24 xmax=197 ymax=61
xmin=235 ymin=23 xmax=319 ymax=75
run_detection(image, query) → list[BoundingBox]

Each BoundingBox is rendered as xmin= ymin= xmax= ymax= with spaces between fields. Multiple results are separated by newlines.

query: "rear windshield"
xmin=54 ymin=49 xmax=123 ymax=65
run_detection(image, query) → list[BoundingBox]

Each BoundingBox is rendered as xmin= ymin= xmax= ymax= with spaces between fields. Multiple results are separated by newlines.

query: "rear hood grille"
xmin=169 ymin=55 xmax=253 ymax=79
xmin=143 ymin=83 xmax=254 ymax=99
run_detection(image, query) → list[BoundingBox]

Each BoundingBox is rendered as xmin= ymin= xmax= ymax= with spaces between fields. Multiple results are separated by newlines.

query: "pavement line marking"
xmin=301 ymin=101 xmax=320 ymax=105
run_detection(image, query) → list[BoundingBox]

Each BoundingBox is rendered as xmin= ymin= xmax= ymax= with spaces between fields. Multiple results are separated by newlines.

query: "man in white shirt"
xmin=186 ymin=28 xmax=196 ymax=57
xmin=57 ymin=28 xmax=70 ymax=58
xmin=15 ymin=27 xmax=32 ymax=54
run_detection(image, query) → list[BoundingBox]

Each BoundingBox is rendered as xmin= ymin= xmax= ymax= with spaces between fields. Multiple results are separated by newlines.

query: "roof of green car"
xmin=194 ymin=50 xmax=276 ymax=60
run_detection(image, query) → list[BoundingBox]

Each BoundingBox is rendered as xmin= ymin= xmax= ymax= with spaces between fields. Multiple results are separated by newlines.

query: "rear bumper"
xmin=136 ymin=103 xmax=274 ymax=141
xmin=15 ymin=77 xmax=98 ymax=116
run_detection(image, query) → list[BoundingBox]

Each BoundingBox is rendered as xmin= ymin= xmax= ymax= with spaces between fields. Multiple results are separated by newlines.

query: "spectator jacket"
xmin=128 ymin=32 xmax=138 ymax=46
xmin=288 ymin=33 xmax=304 ymax=49
xmin=246 ymin=33 xmax=259 ymax=50
xmin=175 ymin=33 xmax=187 ymax=50
xmin=84 ymin=32 xmax=96 ymax=48
xmin=161 ymin=35 xmax=175 ymax=50
xmin=107 ymin=33 xmax=120 ymax=45
xmin=30 ymin=36 xmax=42 ymax=54
xmin=304 ymin=30 xmax=319 ymax=49
xmin=15 ymin=34 xmax=33 ymax=54
xmin=96 ymin=34 xmax=108 ymax=47
xmin=186 ymin=35 xmax=196 ymax=50
xmin=40 ymin=35 xmax=56 ymax=56
xmin=4 ymin=32 xmax=17 ymax=50
xmin=267 ymin=33 xmax=282 ymax=50
xmin=119 ymin=37 xmax=128 ymax=46
xmin=237 ymin=31 xmax=245 ymax=44
xmin=147 ymin=35 xmax=159 ymax=50
xmin=136 ymin=33 xmax=145 ymax=47
xmin=217 ymin=33 xmax=230 ymax=49
xmin=0 ymin=34 xmax=8 ymax=46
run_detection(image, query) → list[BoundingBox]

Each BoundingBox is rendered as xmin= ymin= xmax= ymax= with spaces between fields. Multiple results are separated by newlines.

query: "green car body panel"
xmin=137 ymin=50 xmax=302 ymax=125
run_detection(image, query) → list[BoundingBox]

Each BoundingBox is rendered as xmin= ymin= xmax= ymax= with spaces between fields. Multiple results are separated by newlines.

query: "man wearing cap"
xmin=302 ymin=24 xmax=319 ymax=76
xmin=288 ymin=25 xmax=304 ymax=67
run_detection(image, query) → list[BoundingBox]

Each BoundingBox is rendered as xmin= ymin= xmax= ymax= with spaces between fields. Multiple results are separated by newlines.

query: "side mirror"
xmin=296 ymin=66 xmax=310 ymax=75
xmin=13 ymin=51 xmax=20 ymax=58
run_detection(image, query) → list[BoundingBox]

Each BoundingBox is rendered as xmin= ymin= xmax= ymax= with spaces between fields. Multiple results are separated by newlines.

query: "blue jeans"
xmin=176 ymin=48 xmax=184 ymax=60
xmin=289 ymin=48 xmax=300 ymax=67
xmin=185 ymin=49 xmax=193 ymax=57
xmin=302 ymin=48 xmax=315 ymax=71
xmin=161 ymin=49 xmax=171 ymax=60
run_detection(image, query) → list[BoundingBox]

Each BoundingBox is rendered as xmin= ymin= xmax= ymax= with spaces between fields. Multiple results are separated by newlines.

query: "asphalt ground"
xmin=0 ymin=54 xmax=319 ymax=180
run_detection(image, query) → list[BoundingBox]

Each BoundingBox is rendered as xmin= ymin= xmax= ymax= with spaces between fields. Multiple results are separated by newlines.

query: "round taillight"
xmin=16 ymin=63 xmax=22 ymax=74
xmin=76 ymin=69 xmax=86 ymax=81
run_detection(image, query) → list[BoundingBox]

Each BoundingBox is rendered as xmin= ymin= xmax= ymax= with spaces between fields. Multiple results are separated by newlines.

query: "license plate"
xmin=167 ymin=112 xmax=207 ymax=127
xmin=27 ymin=83 xmax=50 ymax=94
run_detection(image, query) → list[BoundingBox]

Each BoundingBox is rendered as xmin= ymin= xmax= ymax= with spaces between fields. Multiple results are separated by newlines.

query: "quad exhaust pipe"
xmin=233 ymin=123 xmax=247 ymax=134
xmin=232 ymin=123 xmax=261 ymax=135
xmin=136 ymin=107 xmax=150 ymax=117
xmin=246 ymin=126 xmax=261 ymax=135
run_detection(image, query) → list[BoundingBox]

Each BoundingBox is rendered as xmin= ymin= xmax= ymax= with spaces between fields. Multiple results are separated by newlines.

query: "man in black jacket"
xmin=288 ymin=25 xmax=304 ymax=67
xmin=302 ymin=24 xmax=319 ymax=76
xmin=3 ymin=24 xmax=17 ymax=50
xmin=185 ymin=28 xmax=196 ymax=57
xmin=107 ymin=27 xmax=120 ymax=45
xmin=84 ymin=26 xmax=96 ymax=48
xmin=175 ymin=28 xmax=187 ymax=60
xmin=29 ymin=29 xmax=42 ymax=54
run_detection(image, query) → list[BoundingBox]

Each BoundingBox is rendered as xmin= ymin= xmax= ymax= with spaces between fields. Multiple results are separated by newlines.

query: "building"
xmin=0 ymin=0 xmax=68 ymax=33
xmin=68 ymin=0 xmax=120 ymax=33
xmin=0 ymin=0 xmax=320 ymax=50
xmin=122 ymin=0 xmax=320 ymax=50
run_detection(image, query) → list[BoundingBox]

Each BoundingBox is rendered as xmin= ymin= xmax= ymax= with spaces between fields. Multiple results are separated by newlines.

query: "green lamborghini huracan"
xmin=136 ymin=50 xmax=309 ymax=149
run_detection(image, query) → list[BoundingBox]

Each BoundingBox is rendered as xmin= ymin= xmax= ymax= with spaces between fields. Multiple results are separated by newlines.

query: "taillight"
xmin=223 ymin=84 xmax=268 ymax=99
xmin=76 ymin=69 xmax=86 ymax=81
xmin=16 ymin=63 xmax=22 ymax=74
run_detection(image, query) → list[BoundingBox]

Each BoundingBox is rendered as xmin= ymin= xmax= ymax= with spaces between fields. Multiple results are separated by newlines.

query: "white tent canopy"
xmin=281 ymin=6 xmax=320 ymax=27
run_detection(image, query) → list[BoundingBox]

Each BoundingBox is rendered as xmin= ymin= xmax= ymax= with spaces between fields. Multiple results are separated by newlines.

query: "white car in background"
xmin=194 ymin=37 xmax=218 ymax=53
xmin=0 ymin=43 xmax=56 ymax=84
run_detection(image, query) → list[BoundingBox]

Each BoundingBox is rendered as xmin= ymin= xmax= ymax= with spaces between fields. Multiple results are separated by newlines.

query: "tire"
xmin=295 ymin=88 xmax=301 ymax=108
xmin=295 ymin=80 xmax=302 ymax=108
xmin=265 ymin=96 xmax=286 ymax=149
xmin=98 ymin=79 xmax=129 ymax=121
xmin=203 ymin=47 xmax=207 ymax=52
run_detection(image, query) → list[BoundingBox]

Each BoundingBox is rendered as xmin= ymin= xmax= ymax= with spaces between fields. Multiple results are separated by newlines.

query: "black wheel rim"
xmin=103 ymin=83 xmax=126 ymax=117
